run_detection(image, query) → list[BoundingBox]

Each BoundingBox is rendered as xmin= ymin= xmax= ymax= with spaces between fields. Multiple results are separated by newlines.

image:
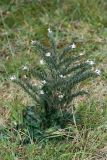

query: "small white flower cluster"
xmin=30 ymin=80 xmax=45 ymax=95
xmin=40 ymin=52 xmax=51 ymax=65
xmin=59 ymin=74 xmax=65 ymax=78
xmin=38 ymin=84 xmax=43 ymax=89
xmin=95 ymin=69 xmax=101 ymax=76
xmin=31 ymin=79 xmax=46 ymax=88
xmin=48 ymin=28 xmax=52 ymax=33
xmin=31 ymin=40 xmax=37 ymax=45
xmin=22 ymin=65 xmax=29 ymax=71
xmin=40 ymin=59 xmax=44 ymax=65
xmin=58 ymin=94 xmax=64 ymax=99
xmin=69 ymin=43 xmax=76 ymax=49
xmin=46 ymin=52 xmax=51 ymax=57
xmin=86 ymin=60 xmax=95 ymax=66
xmin=37 ymin=80 xmax=47 ymax=95
xmin=79 ymin=52 xmax=85 ymax=56
xmin=42 ymin=80 xmax=46 ymax=84
xmin=30 ymin=79 xmax=39 ymax=87
xmin=10 ymin=75 xmax=17 ymax=81
xmin=39 ymin=90 xmax=44 ymax=95
xmin=85 ymin=60 xmax=101 ymax=75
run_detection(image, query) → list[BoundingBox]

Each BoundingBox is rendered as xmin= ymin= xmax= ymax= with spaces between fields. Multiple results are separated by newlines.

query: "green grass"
xmin=0 ymin=0 xmax=107 ymax=159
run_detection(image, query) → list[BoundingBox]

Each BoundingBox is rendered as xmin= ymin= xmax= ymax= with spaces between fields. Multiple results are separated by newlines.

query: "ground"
xmin=0 ymin=0 xmax=107 ymax=159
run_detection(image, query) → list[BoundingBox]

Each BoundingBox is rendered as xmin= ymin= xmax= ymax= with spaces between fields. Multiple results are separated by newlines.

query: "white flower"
xmin=23 ymin=75 xmax=27 ymax=79
xmin=59 ymin=75 xmax=65 ymax=78
xmin=79 ymin=52 xmax=85 ymax=56
xmin=13 ymin=121 xmax=17 ymax=125
xmin=58 ymin=94 xmax=64 ymax=99
xmin=38 ymin=85 xmax=42 ymax=89
xmin=42 ymin=80 xmax=46 ymax=84
xmin=46 ymin=52 xmax=51 ymax=57
xmin=31 ymin=40 xmax=37 ymax=45
xmin=32 ymin=83 xmax=38 ymax=86
xmin=90 ymin=61 xmax=95 ymax=65
xmin=86 ymin=60 xmax=90 ymax=63
xmin=40 ymin=90 xmax=44 ymax=95
xmin=22 ymin=66 xmax=29 ymax=71
xmin=95 ymin=69 xmax=101 ymax=76
xmin=86 ymin=60 xmax=95 ymax=66
xmin=70 ymin=43 xmax=76 ymax=49
xmin=40 ymin=59 xmax=44 ymax=65
xmin=67 ymin=74 xmax=71 ymax=77
xmin=10 ymin=75 xmax=17 ymax=81
xmin=48 ymin=28 xmax=52 ymax=33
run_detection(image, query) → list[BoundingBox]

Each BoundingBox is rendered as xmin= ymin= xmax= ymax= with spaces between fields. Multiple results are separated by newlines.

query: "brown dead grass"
xmin=0 ymin=81 xmax=31 ymax=127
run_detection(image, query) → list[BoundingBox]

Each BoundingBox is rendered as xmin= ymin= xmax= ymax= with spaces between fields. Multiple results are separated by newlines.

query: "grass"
xmin=0 ymin=0 xmax=107 ymax=159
